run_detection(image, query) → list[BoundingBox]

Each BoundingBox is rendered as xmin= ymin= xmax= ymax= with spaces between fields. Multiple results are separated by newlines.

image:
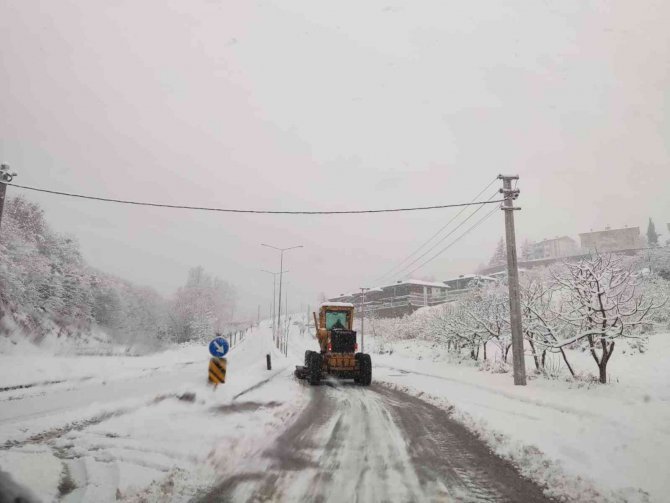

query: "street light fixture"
xmin=261 ymin=244 xmax=303 ymax=350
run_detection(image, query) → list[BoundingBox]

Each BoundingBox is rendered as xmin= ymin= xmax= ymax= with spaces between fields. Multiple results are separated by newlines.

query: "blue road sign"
xmin=209 ymin=337 xmax=229 ymax=358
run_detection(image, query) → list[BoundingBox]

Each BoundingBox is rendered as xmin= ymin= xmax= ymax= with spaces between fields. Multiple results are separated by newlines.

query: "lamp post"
xmin=261 ymin=244 xmax=303 ymax=345
xmin=359 ymin=287 xmax=370 ymax=352
xmin=261 ymin=269 xmax=288 ymax=344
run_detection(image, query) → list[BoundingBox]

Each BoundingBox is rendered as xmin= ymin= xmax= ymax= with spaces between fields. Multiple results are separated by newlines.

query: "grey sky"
xmin=1 ymin=0 xmax=669 ymax=317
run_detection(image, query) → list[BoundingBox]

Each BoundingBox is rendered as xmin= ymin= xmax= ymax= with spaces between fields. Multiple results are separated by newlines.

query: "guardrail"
xmin=223 ymin=326 xmax=251 ymax=349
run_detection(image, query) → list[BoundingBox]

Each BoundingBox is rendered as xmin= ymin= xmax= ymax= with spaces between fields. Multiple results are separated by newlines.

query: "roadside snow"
xmin=371 ymin=332 xmax=670 ymax=502
xmin=0 ymin=323 xmax=308 ymax=502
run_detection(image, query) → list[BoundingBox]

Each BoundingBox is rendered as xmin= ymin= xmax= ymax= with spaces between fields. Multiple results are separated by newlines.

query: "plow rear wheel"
xmin=354 ymin=353 xmax=362 ymax=383
xmin=358 ymin=353 xmax=372 ymax=386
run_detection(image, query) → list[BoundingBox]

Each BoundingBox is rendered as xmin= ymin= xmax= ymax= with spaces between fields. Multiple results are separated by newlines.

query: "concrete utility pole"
xmin=359 ymin=287 xmax=369 ymax=353
xmin=261 ymin=244 xmax=303 ymax=347
xmin=0 ymin=164 xmax=18 ymax=233
xmin=499 ymin=175 xmax=526 ymax=385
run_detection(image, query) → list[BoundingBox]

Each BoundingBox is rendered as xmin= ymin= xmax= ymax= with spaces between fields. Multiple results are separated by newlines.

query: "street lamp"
xmin=261 ymin=244 xmax=303 ymax=344
xmin=261 ymin=269 xmax=288 ymax=343
xmin=359 ymin=287 xmax=370 ymax=352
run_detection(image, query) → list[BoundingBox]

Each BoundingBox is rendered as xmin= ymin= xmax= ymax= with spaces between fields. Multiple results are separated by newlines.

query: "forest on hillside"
xmin=0 ymin=196 xmax=237 ymax=350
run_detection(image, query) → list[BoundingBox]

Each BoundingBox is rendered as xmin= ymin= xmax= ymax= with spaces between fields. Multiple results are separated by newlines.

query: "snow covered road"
xmin=0 ymin=323 xmax=556 ymax=502
xmin=200 ymin=382 xmax=551 ymax=503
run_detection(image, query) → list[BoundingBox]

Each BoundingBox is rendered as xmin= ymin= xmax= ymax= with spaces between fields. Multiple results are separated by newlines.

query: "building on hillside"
xmin=442 ymin=274 xmax=497 ymax=292
xmin=579 ymin=226 xmax=641 ymax=253
xmin=528 ymin=236 xmax=578 ymax=260
xmin=329 ymin=279 xmax=450 ymax=319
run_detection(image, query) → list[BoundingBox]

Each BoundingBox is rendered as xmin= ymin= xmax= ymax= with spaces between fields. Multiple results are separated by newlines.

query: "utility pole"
xmin=359 ymin=287 xmax=369 ymax=352
xmin=498 ymin=174 xmax=526 ymax=386
xmin=0 ymin=164 xmax=18 ymax=233
xmin=261 ymin=243 xmax=303 ymax=348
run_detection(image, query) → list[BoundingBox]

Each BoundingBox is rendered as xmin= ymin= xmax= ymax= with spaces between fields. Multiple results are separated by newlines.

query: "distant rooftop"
xmin=369 ymin=279 xmax=450 ymax=290
xmin=579 ymin=226 xmax=639 ymax=236
xmin=332 ymin=279 xmax=449 ymax=299
xmin=443 ymin=273 xmax=496 ymax=283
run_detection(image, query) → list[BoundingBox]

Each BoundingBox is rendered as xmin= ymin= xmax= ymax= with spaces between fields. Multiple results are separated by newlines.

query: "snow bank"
xmin=0 ymin=324 xmax=308 ymax=501
xmin=371 ymin=333 xmax=670 ymax=502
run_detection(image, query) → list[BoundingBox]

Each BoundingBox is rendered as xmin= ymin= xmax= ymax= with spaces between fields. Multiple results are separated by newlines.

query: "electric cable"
xmin=377 ymin=190 xmax=499 ymax=282
xmin=403 ymin=204 xmax=500 ymax=277
xmin=373 ymin=176 xmax=498 ymax=283
xmin=2 ymin=182 xmax=504 ymax=215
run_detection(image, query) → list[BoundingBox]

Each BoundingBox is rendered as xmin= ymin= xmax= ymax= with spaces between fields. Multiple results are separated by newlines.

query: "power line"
xmin=374 ymin=177 xmax=498 ymax=283
xmin=403 ymin=204 xmax=500 ymax=277
xmin=377 ymin=190 xmax=499 ymax=282
xmin=373 ymin=177 xmax=497 ymax=282
xmin=2 ymin=182 xmax=504 ymax=216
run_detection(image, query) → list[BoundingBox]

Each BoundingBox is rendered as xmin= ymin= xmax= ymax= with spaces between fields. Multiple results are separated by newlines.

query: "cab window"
xmin=325 ymin=311 xmax=349 ymax=330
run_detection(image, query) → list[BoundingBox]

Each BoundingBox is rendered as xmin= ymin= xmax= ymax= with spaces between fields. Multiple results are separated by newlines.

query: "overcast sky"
xmin=1 ymin=0 xmax=669 ymax=318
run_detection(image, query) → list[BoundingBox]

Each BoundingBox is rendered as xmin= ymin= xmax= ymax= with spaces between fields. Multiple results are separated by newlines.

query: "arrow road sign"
xmin=209 ymin=337 xmax=229 ymax=358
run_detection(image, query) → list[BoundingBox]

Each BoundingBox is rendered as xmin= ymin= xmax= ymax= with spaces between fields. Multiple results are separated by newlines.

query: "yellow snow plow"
xmin=295 ymin=303 xmax=372 ymax=385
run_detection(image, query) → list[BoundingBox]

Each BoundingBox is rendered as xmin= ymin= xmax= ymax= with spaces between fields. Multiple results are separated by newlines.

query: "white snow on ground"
xmin=368 ymin=332 xmax=670 ymax=503
xmin=3 ymin=313 xmax=668 ymax=502
xmin=0 ymin=322 xmax=309 ymax=502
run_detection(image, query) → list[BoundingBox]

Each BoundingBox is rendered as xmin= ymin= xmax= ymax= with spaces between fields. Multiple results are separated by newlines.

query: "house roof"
xmin=443 ymin=274 xmax=497 ymax=283
xmin=579 ymin=227 xmax=640 ymax=237
xmin=329 ymin=279 xmax=448 ymax=301
xmin=370 ymin=279 xmax=450 ymax=290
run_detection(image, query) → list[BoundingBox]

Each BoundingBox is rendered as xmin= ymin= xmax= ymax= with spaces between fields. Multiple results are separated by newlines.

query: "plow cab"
xmin=295 ymin=302 xmax=372 ymax=386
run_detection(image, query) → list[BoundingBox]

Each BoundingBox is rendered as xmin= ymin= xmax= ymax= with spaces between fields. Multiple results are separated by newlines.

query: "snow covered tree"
xmin=520 ymin=274 xmax=576 ymax=377
xmin=552 ymin=254 xmax=661 ymax=383
xmin=459 ymin=285 xmax=510 ymax=361
xmin=170 ymin=266 xmax=237 ymax=342
xmin=520 ymin=239 xmax=534 ymax=261
xmin=652 ymin=249 xmax=670 ymax=281
xmin=0 ymin=196 xmax=175 ymax=347
xmin=647 ymin=218 xmax=659 ymax=247
xmin=489 ymin=238 xmax=507 ymax=266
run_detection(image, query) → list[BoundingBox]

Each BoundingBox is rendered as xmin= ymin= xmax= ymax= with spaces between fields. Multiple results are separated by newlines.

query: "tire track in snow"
xmin=201 ymin=383 xmax=553 ymax=502
xmin=377 ymin=364 xmax=606 ymax=421
xmin=0 ymin=393 xmax=191 ymax=450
